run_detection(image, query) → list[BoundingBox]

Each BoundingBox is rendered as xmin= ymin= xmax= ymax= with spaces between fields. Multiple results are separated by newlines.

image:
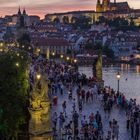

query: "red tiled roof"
xmin=32 ymin=38 xmax=70 ymax=47
xmin=36 ymin=26 xmax=57 ymax=31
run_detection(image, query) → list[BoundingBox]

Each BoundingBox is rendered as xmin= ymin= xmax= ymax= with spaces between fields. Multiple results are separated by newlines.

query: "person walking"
xmin=130 ymin=117 xmax=134 ymax=138
xmin=52 ymin=112 xmax=58 ymax=135
xmin=62 ymin=101 xmax=67 ymax=117
xmin=59 ymin=112 xmax=65 ymax=131
xmin=114 ymin=121 xmax=119 ymax=140
xmin=60 ymin=83 xmax=64 ymax=95
xmin=126 ymin=115 xmax=130 ymax=130
xmin=134 ymin=121 xmax=139 ymax=140
xmin=81 ymin=89 xmax=85 ymax=104
xmin=86 ymin=90 xmax=90 ymax=103
xmin=78 ymin=99 xmax=83 ymax=113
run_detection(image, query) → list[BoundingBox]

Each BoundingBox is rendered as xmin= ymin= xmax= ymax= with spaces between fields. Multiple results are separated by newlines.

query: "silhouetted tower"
xmin=18 ymin=6 xmax=21 ymax=15
xmin=23 ymin=8 xmax=26 ymax=15
xmin=102 ymin=0 xmax=110 ymax=11
xmin=96 ymin=0 xmax=102 ymax=12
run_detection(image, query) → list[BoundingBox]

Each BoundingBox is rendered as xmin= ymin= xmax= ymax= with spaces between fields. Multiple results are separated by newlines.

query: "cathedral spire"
xmin=97 ymin=0 xmax=101 ymax=4
xmin=96 ymin=0 xmax=102 ymax=12
xmin=18 ymin=6 xmax=21 ymax=15
xmin=23 ymin=8 xmax=26 ymax=15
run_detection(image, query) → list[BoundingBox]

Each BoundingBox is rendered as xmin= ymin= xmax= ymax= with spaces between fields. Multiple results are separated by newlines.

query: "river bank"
xmin=79 ymin=64 xmax=140 ymax=103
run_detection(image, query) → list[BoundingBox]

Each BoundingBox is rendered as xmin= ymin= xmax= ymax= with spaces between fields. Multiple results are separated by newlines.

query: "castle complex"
xmin=96 ymin=0 xmax=130 ymax=12
xmin=6 ymin=7 xmax=40 ymax=26
xmin=45 ymin=0 xmax=140 ymax=25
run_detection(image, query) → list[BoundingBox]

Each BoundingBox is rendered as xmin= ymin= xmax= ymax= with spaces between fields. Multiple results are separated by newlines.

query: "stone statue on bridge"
xmin=30 ymin=73 xmax=49 ymax=109
xmin=92 ymin=53 xmax=103 ymax=87
xmin=29 ymin=72 xmax=52 ymax=138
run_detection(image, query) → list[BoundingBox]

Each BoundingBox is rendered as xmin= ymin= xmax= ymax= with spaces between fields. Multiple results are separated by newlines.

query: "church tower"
xmin=102 ymin=0 xmax=110 ymax=12
xmin=17 ymin=7 xmax=21 ymax=27
xmin=96 ymin=0 xmax=102 ymax=12
xmin=23 ymin=8 xmax=26 ymax=15
xmin=18 ymin=7 xmax=21 ymax=16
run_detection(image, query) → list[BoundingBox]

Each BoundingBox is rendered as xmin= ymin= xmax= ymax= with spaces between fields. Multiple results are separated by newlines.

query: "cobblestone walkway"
xmin=51 ymin=86 xmax=132 ymax=140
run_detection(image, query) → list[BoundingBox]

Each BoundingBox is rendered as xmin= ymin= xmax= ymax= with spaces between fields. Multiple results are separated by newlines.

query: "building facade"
xmin=96 ymin=0 xmax=130 ymax=12
xmin=6 ymin=8 xmax=40 ymax=26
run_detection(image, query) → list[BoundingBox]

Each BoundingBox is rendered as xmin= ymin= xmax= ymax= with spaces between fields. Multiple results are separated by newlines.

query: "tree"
xmin=0 ymin=51 xmax=30 ymax=139
xmin=53 ymin=17 xmax=60 ymax=24
xmin=84 ymin=42 xmax=114 ymax=59
xmin=17 ymin=33 xmax=33 ymax=52
xmin=62 ymin=16 xmax=69 ymax=24
xmin=85 ymin=43 xmax=94 ymax=50
xmin=71 ymin=16 xmax=77 ymax=23
xmin=72 ymin=16 xmax=92 ymax=29
xmin=85 ymin=42 xmax=102 ymax=51
xmin=103 ymin=46 xmax=114 ymax=59
xmin=3 ymin=27 xmax=14 ymax=42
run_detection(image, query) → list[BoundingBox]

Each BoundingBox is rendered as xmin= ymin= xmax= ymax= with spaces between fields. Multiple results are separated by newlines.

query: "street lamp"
xmin=36 ymin=73 xmax=41 ymax=80
xmin=37 ymin=48 xmax=40 ymax=52
xmin=17 ymin=53 xmax=20 ymax=57
xmin=66 ymin=56 xmax=70 ymax=61
xmin=116 ymin=72 xmax=121 ymax=93
xmin=52 ymin=52 xmax=55 ymax=56
xmin=28 ymin=47 xmax=31 ymax=50
xmin=74 ymin=59 xmax=77 ymax=63
xmin=0 ymin=42 xmax=3 ymax=47
xmin=15 ymin=62 xmax=19 ymax=67
xmin=60 ymin=54 xmax=64 ymax=58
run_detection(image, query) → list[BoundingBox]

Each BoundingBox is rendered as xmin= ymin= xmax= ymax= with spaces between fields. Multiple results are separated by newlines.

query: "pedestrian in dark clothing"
xmin=126 ymin=117 xmax=130 ymax=130
xmin=131 ymin=120 xmax=134 ymax=138
xmin=135 ymin=122 xmax=139 ymax=140
xmin=95 ymin=111 xmax=101 ymax=125
xmin=73 ymin=111 xmax=79 ymax=128
xmin=78 ymin=99 xmax=83 ymax=113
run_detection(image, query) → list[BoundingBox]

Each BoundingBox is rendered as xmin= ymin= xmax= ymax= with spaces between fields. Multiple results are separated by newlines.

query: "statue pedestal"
xmin=96 ymin=80 xmax=104 ymax=88
xmin=29 ymin=101 xmax=52 ymax=136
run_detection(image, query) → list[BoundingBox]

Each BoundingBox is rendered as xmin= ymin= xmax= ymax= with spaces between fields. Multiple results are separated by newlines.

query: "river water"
xmin=78 ymin=64 xmax=140 ymax=104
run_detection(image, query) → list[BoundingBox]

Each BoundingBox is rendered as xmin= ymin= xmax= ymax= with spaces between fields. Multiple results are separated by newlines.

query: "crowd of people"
xmin=29 ymin=56 xmax=140 ymax=140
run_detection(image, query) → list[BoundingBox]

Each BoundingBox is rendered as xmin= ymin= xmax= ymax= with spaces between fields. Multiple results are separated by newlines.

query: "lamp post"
xmin=74 ymin=59 xmax=77 ymax=63
xmin=52 ymin=52 xmax=55 ymax=56
xmin=37 ymin=48 xmax=40 ymax=56
xmin=60 ymin=54 xmax=64 ymax=63
xmin=66 ymin=56 xmax=70 ymax=61
xmin=52 ymin=52 xmax=55 ymax=61
xmin=116 ymin=72 xmax=121 ymax=93
xmin=15 ymin=62 xmax=19 ymax=68
xmin=66 ymin=56 xmax=70 ymax=65
xmin=60 ymin=54 xmax=63 ymax=59
xmin=36 ymin=73 xmax=41 ymax=90
xmin=74 ymin=59 xmax=78 ymax=71
xmin=17 ymin=53 xmax=20 ymax=57
xmin=36 ymin=73 xmax=41 ymax=80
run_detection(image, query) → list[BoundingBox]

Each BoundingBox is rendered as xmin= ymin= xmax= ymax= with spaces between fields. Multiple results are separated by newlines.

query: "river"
xmin=78 ymin=64 xmax=140 ymax=104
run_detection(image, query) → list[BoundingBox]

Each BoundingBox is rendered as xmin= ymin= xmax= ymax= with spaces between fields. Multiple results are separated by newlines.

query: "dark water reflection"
xmin=79 ymin=64 xmax=140 ymax=104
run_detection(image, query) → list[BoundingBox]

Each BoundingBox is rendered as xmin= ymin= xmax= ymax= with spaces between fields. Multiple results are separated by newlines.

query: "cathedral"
xmin=16 ymin=7 xmax=30 ymax=27
xmin=96 ymin=0 xmax=130 ymax=12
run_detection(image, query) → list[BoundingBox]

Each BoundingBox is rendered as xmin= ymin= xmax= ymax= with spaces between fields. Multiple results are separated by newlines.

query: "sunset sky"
xmin=0 ymin=0 xmax=140 ymax=19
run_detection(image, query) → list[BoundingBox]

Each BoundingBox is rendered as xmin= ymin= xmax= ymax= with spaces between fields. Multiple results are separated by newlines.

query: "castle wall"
xmin=47 ymin=12 xmax=96 ymax=23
